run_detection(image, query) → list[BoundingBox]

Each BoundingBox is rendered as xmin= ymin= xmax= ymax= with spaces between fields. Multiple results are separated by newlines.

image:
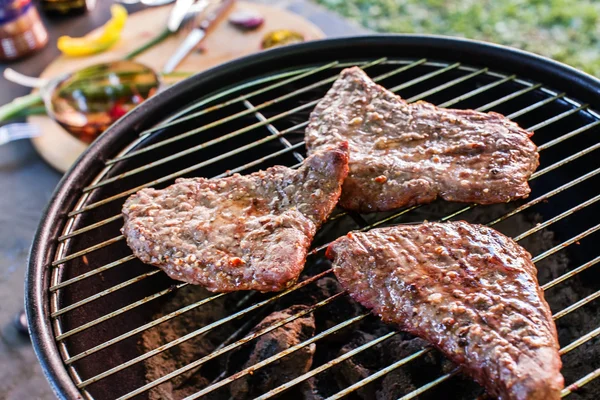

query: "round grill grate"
xmin=27 ymin=36 xmax=600 ymax=400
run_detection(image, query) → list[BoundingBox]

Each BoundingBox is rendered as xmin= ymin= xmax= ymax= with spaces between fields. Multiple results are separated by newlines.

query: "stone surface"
xmin=0 ymin=1 xmax=363 ymax=398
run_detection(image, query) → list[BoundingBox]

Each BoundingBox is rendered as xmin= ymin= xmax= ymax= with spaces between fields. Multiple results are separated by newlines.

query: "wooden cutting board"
xmin=29 ymin=1 xmax=324 ymax=172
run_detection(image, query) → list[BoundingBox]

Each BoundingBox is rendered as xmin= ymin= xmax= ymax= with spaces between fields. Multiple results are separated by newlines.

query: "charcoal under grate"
xmin=27 ymin=36 xmax=600 ymax=400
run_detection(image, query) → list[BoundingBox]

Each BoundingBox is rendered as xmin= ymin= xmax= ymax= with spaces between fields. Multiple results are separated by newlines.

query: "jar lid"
xmin=0 ymin=0 xmax=32 ymax=24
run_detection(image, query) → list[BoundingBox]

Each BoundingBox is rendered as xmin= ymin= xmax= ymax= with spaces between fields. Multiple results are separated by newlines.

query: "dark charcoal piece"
xmin=141 ymin=286 xmax=237 ymax=400
xmin=306 ymin=67 xmax=539 ymax=212
xmin=283 ymin=275 xmax=364 ymax=344
xmin=227 ymin=305 xmax=317 ymax=399
xmin=328 ymin=222 xmax=563 ymax=400
xmin=122 ymin=144 xmax=348 ymax=292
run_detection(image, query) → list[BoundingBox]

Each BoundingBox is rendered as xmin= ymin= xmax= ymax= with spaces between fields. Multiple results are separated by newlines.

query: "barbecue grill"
xmin=26 ymin=35 xmax=600 ymax=399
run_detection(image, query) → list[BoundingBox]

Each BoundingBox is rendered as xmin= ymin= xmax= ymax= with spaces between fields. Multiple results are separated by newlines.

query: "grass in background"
xmin=316 ymin=0 xmax=600 ymax=76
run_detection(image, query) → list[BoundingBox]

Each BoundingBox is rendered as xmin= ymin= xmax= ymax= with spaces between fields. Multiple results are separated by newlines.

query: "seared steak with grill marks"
xmin=122 ymin=144 xmax=349 ymax=292
xmin=327 ymin=221 xmax=563 ymax=400
xmin=306 ymin=67 xmax=539 ymax=212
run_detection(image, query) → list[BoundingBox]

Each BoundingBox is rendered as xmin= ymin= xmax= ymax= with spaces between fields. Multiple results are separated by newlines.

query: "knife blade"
xmin=167 ymin=0 xmax=196 ymax=32
xmin=163 ymin=0 xmax=236 ymax=74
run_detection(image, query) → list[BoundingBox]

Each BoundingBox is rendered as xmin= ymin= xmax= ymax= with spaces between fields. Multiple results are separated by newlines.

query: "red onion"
xmin=228 ymin=9 xmax=264 ymax=31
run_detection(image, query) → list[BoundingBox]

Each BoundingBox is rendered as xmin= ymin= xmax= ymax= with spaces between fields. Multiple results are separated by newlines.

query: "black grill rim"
xmin=25 ymin=34 xmax=600 ymax=399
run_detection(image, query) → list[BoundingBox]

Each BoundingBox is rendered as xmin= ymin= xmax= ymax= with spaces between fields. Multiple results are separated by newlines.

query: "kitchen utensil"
xmin=163 ymin=0 xmax=235 ymax=73
xmin=0 ymin=122 xmax=41 ymax=146
xmin=123 ymin=0 xmax=197 ymax=60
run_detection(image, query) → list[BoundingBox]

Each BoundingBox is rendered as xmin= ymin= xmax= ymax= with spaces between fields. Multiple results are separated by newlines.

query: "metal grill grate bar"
xmin=560 ymin=325 xmax=600 ymax=356
xmin=437 ymin=74 xmax=516 ymax=108
xmin=476 ymin=83 xmax=543 ymax=112
xmin=539 ymin=120 xmax=600 ymax=151
xmin=532 ymin=223 xmax=600 ymax=263
xmin=58 ymin=214 xmax=123 ymax=242
xmin=50 ymin=255 xmax=135 ymax=292
xmin=135 ymin=62 xmax=341 ymax=139
xmin=399 ymin=368 xmax=461 ymax=400
xmin=406 ymin=68 xmax=488 ymax=103
xmin=506 ymin=92 xmax=565 ymax=120
xmin=106 ymin=59 xmax=387 ymax=165
xmin=52 ymin=235 xmax=124 ymax=267
xmin=389 ymin=62 xmax=460 ymax=92
xmin=531 ymin=140 xmax=600 ymax=180
xmin=141 ymin=64 xmax=349 ymax=137
xmin=183 ymin=314 xmax=370 ymax=400
xmin=543 ymin=255 xmax=600 ymax=291
xmin=74 ymin=271 xmax=335 ymax=383
xmin=112 ymin=292 xmax=348 ymax=399
xmin=324 ymin=347 xmax=433 ymax=400
xmin=51 ymin=269 xmax=161 ymax=317
xmin=488 ymin=167 xmax=600 ymax=228
xmin=553 ymin=289 xmax=600 ymax=320
xmin=243 ymin=99 xmax=305 ymax=162
xmin=252 ymin=332 xmax=399 ymax=400
xmin=55 ymin=282 xmax=186 ymax=341
xmin=65 ymin=293 xmax=226 ymax=364
xmin=528 ymin=104 xmax=589 ymax=132
xmin=513 ymin=193 xmax=600 ymax=242
xmin=85 ymin=103 xmax=316 ymax=192
xmin=562 ymin=367 xmax=600 ymax=397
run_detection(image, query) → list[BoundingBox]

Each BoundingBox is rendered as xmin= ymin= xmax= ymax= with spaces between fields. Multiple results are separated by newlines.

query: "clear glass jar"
xmin=0 ymin=0 xmax=48 ymax=60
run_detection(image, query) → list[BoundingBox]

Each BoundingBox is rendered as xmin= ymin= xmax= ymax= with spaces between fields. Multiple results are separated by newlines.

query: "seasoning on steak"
xmin=305 ymin=67 xmax=539 ymax=212
xmin=326 ymin=221 xmax=563 ymax=400
xmin=122 ymin=144 xmax=349 ymax=292
xmin=227 ymin=305 xmax=316 ymax=399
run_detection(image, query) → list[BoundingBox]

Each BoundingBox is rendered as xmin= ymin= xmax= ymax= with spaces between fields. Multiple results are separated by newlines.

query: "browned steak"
xmin=122 ymin=144 xmax=349 ymax=292
xmin=306 ymin=67 xmax=539 ymax=212
xmin=327 ymin=221 xmax=563 ymax=400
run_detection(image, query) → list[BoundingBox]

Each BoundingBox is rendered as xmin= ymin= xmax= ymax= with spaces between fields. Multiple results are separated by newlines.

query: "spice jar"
xmin=0 ymin=0 xmax=48 ymax=61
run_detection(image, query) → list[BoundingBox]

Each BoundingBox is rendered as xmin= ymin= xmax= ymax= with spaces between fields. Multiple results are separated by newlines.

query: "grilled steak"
xmin=122 ymin=144 xmax=349 ymax=292
xmin=306 ymin=67 xmax=539 ymax=212
xmin=327 ymin=221 xmax=563 ymax=400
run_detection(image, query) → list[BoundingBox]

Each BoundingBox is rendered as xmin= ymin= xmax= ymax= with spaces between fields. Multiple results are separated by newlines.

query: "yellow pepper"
xmin=57 ymin=5 xmax=128 ymax=57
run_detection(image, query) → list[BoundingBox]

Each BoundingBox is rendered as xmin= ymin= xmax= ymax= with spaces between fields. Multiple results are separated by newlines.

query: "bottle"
xmin=40 ymin=0 xmax=96 ymax=16
xmin=0 ymin=0 xmax=48 ymax=61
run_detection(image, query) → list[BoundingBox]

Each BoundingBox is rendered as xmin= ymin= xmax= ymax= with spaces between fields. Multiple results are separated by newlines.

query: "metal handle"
xmin=3 ymin=68 xmax=48 ymax=89
xmin=162 ymin=28 xmax=206 ymax=74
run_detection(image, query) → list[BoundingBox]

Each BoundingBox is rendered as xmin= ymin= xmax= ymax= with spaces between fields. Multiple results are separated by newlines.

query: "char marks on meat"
xmin=122 ymin=144 xmax=349 ymax=292
xmin=306 ymin=67 xmax=539 ymax=212
xmin=327 ymin=221 xmax=563 ymax=400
